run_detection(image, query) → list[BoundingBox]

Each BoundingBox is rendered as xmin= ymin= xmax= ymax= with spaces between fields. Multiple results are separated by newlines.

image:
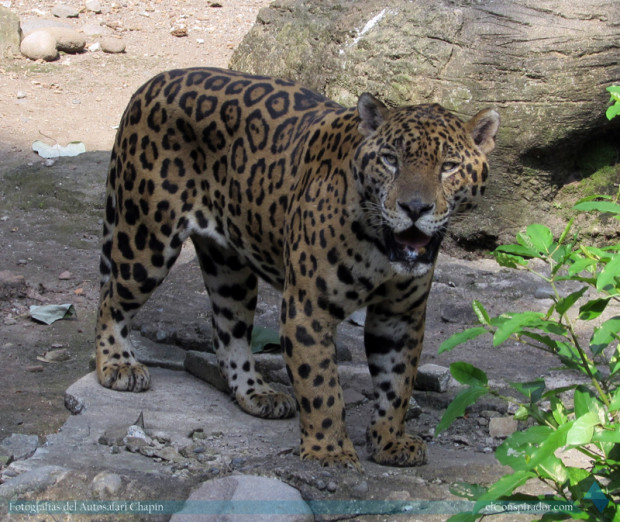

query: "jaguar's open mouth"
xmin=385 ymin=224 xmax=443 ymax=266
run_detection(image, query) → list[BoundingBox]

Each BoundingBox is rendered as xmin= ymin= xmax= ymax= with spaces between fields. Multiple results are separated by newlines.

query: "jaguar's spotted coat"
xmin=96 ymin=67 xmax=499 ymax=469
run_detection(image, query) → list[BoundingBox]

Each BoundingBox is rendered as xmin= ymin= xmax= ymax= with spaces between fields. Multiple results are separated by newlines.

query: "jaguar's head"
xmin=353 ymin=94 xmax=500 ymax=276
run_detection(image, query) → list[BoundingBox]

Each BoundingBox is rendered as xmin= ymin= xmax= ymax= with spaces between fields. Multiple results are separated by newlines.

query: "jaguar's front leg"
xmin=364 ymin=283 xmax=431 ymax=467
xmin=280 ymin=288 xmax=361 ymax=470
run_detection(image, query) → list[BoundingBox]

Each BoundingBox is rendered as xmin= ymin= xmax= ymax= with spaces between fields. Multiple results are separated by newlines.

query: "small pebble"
xmin=52 ymin=4 xmax=79 ymax=18
xmin=25 ymin=365 xmax=44 ymax=373
xmin=327 ymin=481 xmax=337 ymax=492
xmin=85 ymin=0 xmax=102 ymax=13
xmin=16 ymin=91 xmax=26 ymax=99
xmin=101 ymin=36 xmax=126 ymax=54
xmin=58 ymin=270 xmax=72 ymax=280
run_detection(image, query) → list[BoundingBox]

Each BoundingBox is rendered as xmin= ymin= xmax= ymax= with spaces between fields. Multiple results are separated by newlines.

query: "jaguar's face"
xmin=354 ymin=95 xmax=500 ymax=275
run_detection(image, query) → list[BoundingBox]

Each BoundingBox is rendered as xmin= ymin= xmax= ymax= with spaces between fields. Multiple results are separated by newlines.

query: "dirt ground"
xmin=0 ymin=0 xmax=273 ymax=441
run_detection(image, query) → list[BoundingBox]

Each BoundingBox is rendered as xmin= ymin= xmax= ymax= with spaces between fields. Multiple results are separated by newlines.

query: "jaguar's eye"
xmin=441 ymin=161 xmax=459 ymax=173
xmin=381 ymin=153 xmax=398 ymax=168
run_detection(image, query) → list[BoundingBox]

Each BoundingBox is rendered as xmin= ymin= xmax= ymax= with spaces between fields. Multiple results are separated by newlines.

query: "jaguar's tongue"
xmin=394 ymin=226 xmax=432 ymax=252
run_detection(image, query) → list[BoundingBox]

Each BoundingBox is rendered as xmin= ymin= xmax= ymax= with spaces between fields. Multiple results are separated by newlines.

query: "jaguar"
xmin=95 ymin=67 xmax=499 ymax=469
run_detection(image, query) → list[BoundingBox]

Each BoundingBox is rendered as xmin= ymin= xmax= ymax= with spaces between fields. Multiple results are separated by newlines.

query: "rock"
xmin=0 ymin=5 xmax=22 ymax=57
xmin=85 ymin=0 xmax=102 ymax=14
xmin=91 ymin=471 xmax=122 ymax=498
xmin=64 ymin=391 xmax=84 ymax=414
xmin=81 ymin=22 xmax=109 ymax=36
xmin=184 ymin=351 xmax=229 ymax=392
xmin=170 ymin=474 xmax=313 ymax=522
xmin=20 ymin=30 xmax=58 ymax=61
xmin=534 ymin=286 xmax=555 ymax=299
xmin=20 ymin=17 xmax=72 ymax=35
xmin=405 ymin=396 xmax=423 ymax=421
xmin=0 ymin=465 xmax=68 ymax=498
xmin=87 ymin=41 xmax=101 ymax=52
xmin=153 ymin=446 xmax=184 ymax=463
xmin=231 ymin=0 xmax=620 ymax=247
xmin=342 ymin=387 xmax=365 ymax=406
xmin=489 ymin=417 xmax=518 ymax=438
xmin=100 ymin=36 xmax=125 ymax=53
xmin=41 ymin=348 xmax=71 ymax=362
xmin=0 ymin=433 xmax=39 ymax=461
xmin=440 ymin=303 xmax=478 ymax=324
xmin=414 ymin=364 xmax=451 ymax=392
xmin=52 ymin=4 xmax=80 ymax=18
xmin=43 ymin=27 xmax=85 ymax=53
xmin=0 ymin=270 xmax=27 ymax=299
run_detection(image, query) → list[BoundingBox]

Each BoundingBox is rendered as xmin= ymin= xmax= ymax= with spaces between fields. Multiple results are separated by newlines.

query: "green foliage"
xmin=606 ymin=86 xmax=620 ymax=121
xmin=437 ymin=190 xmax=620 ymax=520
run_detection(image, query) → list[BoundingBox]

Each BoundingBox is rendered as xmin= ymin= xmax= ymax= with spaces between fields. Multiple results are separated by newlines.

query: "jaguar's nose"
xmin=398 ymin=200 xmax=434 ymax=222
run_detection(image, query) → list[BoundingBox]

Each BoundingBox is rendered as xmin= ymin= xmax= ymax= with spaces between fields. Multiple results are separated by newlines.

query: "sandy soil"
xmin=0 ymin=0 xmax=271 ymax=162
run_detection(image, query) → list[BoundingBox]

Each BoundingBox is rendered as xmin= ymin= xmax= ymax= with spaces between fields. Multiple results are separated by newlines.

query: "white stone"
xmin=415 ymin=363 xmax=451 ymax=392
xmin=52 ymin=4 xmax=79 ymax=18
xmin=91 ymin=471 xmax=122 ymax=498
xmin=489 ymin=417 xmax=518 ymax=438
xmin=100 ymin=36 xmax=125 ymax=53
xmin=170 ymin=474 xmax=313 ymax=522
xmin=84 ymin=0 xmax=102 ymax=13
xmin=43 ymin=26 xmax=85 ymax=53
xmin=20 ymin=30 xmax=58 ymax=61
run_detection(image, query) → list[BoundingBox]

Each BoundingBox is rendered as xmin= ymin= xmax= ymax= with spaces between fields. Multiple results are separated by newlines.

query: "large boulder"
xmin=0 ymin=6 xmax=22 ymax=57
xmin=231 ymin=0 xmax=620 ymax=248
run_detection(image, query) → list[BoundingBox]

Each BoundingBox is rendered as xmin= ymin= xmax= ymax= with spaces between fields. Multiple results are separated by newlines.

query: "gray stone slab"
xmin=0 ymin=433 xmax=39 ymax=461
xmin=170 ymin=474 xmax=313 ymax=522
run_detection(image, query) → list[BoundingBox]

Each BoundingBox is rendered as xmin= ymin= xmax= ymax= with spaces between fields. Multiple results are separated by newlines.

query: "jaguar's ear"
xmin=466 ymin=109 xmax=500 ymax=155
xmin=357 ymin=93 xmax=389 ymax=136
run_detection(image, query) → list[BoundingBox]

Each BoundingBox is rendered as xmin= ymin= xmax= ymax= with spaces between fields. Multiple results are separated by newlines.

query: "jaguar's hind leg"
xmin=192 ymin=236 xmax=296 ymax=419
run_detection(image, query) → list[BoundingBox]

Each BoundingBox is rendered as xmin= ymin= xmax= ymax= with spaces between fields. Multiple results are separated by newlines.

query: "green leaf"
xmin=567 ymin=256 xmax=597 ymax=277
xmin=473 ymin=471 xmax=536 ymax=513
xmin=538 ymin=454 xmax=569 ymax=484
xmin=525 ymin=422 xmax=571 ymax=470
xmin=590 ymin=316 xmax=620 ymax=355
xmin=606 ymin=103 xmax=620 ymax=120
xmin=573 ymin=201 xmax=620 ymax=215
xmin=610 ymin=388 xmax=620 ymax=411
xmin=555 ymin=287 xmax=587 ymax=316
xmin=509 ymin=379 xmax=546 ymax=403
xmin=579 ymin=298 xmax=611 ymax=320
xmin=450 ymin=362 xmax=488 ymax=386
xmin=438 ymin=327 xmax=488 ymax=354
xmin=526 ymin=223 xmax=554 ymax=254
xmin=567 ymin=466 xmax=590 ymax=487
xmin=495 ymin=426 xmax=553 ymax=469
xmin=566 ymin=411 xmax=599 ymax=446
xmin=495 ymin=243 xmax=540 ymax=259
xmin=450 ymin=481 xmax=488 ymax=500
xmin=596 ymin=254 xmax=620 ymax=292
xmin=592 ymin=425 xmax=620 ymax=443
xmin=550 ymin=395 xmax=568 ymax=425
xmin=472 ymin=300 xmax=491 ymax=326
xmin=447 ymin=514 xmax=478 ymax=522
xmin=493 ymin=312 xmax=544 ymax=346
xmin=556 ymin=217 xmax=575 ymax=247
xmin=435 ymin=385 xmax=488 ymax=436
xmin=492 ymin=251 xmax=529 ymax=268
xmin=574 ymin=386 xmax=605 ymax=423
xmin=251 ymin=326 xmax=281 ymax=354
